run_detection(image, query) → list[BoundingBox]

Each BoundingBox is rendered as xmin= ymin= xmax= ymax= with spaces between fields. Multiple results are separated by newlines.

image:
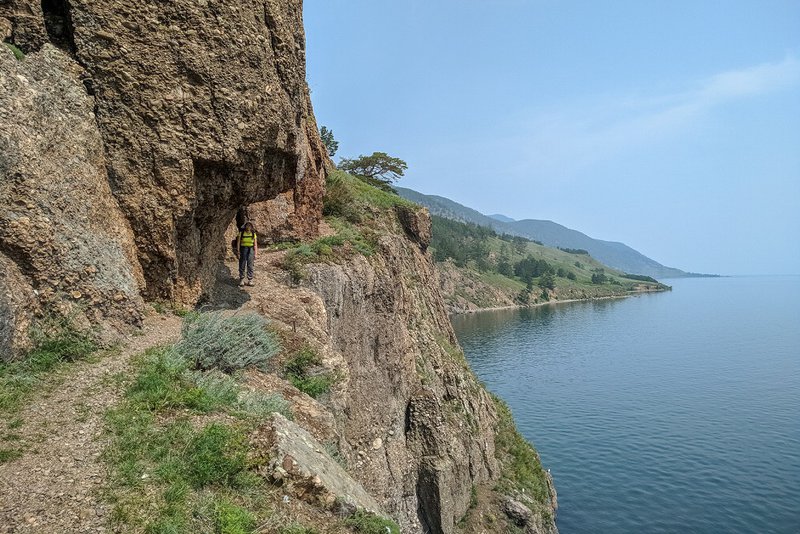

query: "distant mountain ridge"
xmin=396 ymin=187 xmax=712 ymax=279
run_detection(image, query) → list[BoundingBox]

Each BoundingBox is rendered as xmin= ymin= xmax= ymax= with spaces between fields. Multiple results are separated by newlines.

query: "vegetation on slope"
xmin=104 ymin=312 xmax=290 ymax=532
xmin=283 ymin=345 xmax=337 ymax=399
xmin=103 ymin=310 xmax=399 ymax=534
xmin=429 ymin=214 xmax=668 ymax=309
xmin=0 ymin=316 xmax=97 ymax=415
xmin=280 ymin=170 xmax=415 ymax=283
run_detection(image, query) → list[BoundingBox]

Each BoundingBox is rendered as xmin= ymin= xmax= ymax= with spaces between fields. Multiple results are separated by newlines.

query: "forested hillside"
xmin=429 ymin=216 xmax=668 ymax=312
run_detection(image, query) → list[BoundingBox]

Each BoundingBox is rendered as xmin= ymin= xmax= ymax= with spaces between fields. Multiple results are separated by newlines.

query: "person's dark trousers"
xmin=238 ymin=246 xmax=255 ymax=280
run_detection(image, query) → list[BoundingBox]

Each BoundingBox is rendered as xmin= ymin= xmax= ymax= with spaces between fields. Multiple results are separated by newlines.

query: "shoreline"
xmin=449 ymin=287 xmax=669 ymax=316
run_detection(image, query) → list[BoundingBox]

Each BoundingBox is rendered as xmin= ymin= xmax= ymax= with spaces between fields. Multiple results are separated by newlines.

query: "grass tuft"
xmin=281 ymin=218 xmax=378 ymax=283
xmin=284 ymin=346 xmax=336 ymax=398
xmin=0 ymin=316 xmax=97 ymax=412
xmin=3 ymin=42 xmax=25 ymax=61
xmin=214 ymin=497 xmax=256 ymax=534
xmin=182 ymin=423 xmax=248 ymax=488
xmin=0 ymin=447 xmax=22 ymax=464
xmin=344 ymin=510 xmax=401 ymax=534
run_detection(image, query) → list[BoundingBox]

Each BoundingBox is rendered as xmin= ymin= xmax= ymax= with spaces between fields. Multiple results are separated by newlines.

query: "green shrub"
xmin=233 ymin=389 xmax=291 ymax=419
xmin=214 ymin=498 xmax=256 ymax=534
xmin=344 ymin=511 xmax=400 ymax=534
xmin=284 ymin=347 xmax=335 ymax=398
xmin=284 ymin=346 xmax=319 ymax=377
xmin=290 ymin=374 xmax=335 ymax=398
xmin=176 ymin=312 xmax=280 ymax=373
xmin=3 ymin=42 xmax=24 ymax=61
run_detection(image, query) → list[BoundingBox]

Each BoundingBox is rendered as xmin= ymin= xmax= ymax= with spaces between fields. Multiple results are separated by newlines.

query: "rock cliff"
xmin=1 ymin=0 xmax=325 ymax=357
xmin=226 ymin=177 xmax=558 ymax=533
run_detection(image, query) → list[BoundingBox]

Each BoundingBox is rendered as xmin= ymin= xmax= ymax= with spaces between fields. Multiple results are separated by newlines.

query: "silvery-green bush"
xmin=176 ymin=312 xmax=280 ymax=373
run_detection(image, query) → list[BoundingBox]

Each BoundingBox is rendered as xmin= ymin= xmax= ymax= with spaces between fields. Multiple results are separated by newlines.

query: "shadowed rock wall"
xmin=63 ymin=0 xmax=326 ymax=301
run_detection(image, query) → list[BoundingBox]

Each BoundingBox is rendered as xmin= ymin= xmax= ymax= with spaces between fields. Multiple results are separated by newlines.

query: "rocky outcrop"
xmin=59 ymin=0 xmax=326 ymax=302
xmin=0 ymin=45 xmax=145 ymax=358
xmin=0 ymin=254 xmax=35 ymax=358
xmin=251 ymin=413 xmax=384 ymax=514
xmin=242 ymin=204 xmax=556 ymax=533
xmin=1 ymin=0 xmax=326 ymax=354
xmin=304 ymin=241 xmax=501 ymax=532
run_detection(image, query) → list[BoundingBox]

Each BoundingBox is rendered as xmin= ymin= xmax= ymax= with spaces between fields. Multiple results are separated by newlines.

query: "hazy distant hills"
xmin=396 ymin=187 xmax=712 ymax=279
xmin=487 ymin=214 xmax=515 ymax=223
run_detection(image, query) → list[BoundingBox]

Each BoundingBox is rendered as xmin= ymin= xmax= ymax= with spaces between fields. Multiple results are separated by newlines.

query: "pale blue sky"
xmin=305 ymin=1 xmax=800 ymax=275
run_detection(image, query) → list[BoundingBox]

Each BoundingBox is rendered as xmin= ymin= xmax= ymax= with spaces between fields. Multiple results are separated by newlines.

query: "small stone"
xmin=70 ymin=290 xmax=82 ymax=299
xmin=272 ymin=466 xmax=287 ymax=480
xmin=371 ymin=438 xmax=383 ymax=450
xmin=282 ymin=454 xmax=295 ymax=472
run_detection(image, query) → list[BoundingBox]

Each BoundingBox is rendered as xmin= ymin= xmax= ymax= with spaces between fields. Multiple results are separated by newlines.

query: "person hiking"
xmin=235 ymin=221 xmax=258 ymax=286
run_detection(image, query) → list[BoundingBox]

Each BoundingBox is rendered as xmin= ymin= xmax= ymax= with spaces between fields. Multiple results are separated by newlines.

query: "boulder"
xmin=251 ymin=413 xmax=383 ymax=514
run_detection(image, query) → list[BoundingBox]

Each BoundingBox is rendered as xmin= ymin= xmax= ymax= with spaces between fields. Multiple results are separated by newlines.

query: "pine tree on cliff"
xmin=339 ymin=152 xmax=407 ymax=193
xmin=320 ymin=126 xmax=339 ymax=157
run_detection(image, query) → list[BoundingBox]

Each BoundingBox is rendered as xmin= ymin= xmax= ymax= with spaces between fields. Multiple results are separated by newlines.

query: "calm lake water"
xmin=451 ymin=276 xmax=800 ymax=534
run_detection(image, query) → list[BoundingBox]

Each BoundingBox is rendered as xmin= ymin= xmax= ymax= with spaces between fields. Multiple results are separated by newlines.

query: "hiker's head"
xmin=243 ymin=221 xmax=254 ymax=232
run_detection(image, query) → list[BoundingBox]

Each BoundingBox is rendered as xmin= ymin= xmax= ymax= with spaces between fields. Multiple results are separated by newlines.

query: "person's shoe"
xmin=247 ymin=279 xmax=255 ymax=286
xmin=238 ymin=278 xmax=246 ymax=287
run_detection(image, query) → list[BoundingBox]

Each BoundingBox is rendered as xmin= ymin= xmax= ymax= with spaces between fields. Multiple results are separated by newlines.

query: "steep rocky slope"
xmin=230 ymin=174 xmax=558 ymax=533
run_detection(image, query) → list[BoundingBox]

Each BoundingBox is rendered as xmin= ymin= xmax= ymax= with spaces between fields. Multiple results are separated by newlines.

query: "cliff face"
xmin=1 ymin=0 xmax=325 ymax=357
xmin=0 ymin=45 xmax=145 ymax=355
xmin=304 ymin=215 xmax=501 ymax=533
xmin=237 ymin=182 xmax=557 ymax=532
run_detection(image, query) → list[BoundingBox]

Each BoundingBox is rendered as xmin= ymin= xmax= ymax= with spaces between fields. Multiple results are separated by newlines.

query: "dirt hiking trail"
xmin=0 ymin=315 xmax=183 ymax=534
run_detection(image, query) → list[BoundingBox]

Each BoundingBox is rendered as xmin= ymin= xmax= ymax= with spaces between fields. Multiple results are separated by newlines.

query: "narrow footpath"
xmin=0 ymin=315 xmax=183 ymax=534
